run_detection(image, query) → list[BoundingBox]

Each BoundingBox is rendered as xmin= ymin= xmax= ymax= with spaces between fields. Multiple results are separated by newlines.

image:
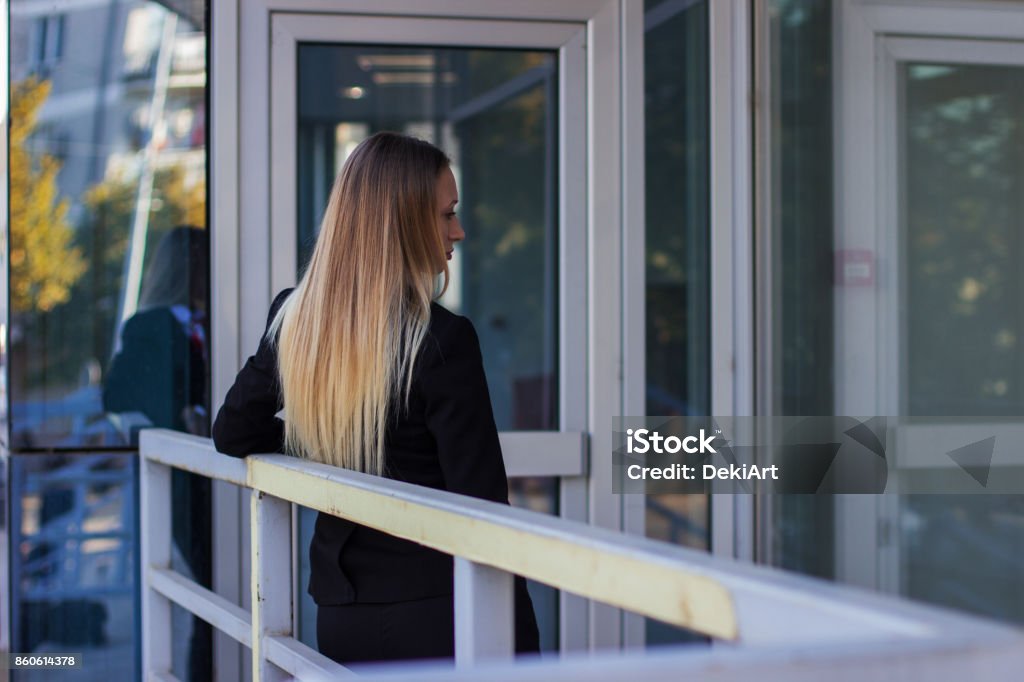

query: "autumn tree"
xmin=82 ymin=164 xmax=205 ymax=349
xmin=9 ymin=77 xmax=87 ymax=313
xmin=30 ymin=165 xmax=207 ymax=389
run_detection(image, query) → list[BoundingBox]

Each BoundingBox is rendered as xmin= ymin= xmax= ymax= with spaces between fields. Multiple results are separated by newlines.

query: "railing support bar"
xmin=141 ymin=455 xmax=173 ymax=677
xmin=251 ymin=490 xmax=292 ymax=681
xmin=455 ymin=557 xmax=514 ymax=666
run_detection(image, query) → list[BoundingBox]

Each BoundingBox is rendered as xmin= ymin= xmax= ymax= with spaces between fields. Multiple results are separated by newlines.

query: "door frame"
xmin=268 ymin=12 xmax=587 ymax=479
xmin=212 ymin=0 xmax=640 ymax=671
xmin=709 ymin=0 xmax=756 ymax=566
xmin=267 ymin=12 xmax=588 ymax=653
xmin=834 ymin=0 xmax=1024 ymax=592
xmin=876 ymin=34 xmax=1024 ymax=593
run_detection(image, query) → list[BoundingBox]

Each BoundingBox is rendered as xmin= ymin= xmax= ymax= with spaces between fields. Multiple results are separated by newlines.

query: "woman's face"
xmin=436 ymin=166 xmax=464 ymax=262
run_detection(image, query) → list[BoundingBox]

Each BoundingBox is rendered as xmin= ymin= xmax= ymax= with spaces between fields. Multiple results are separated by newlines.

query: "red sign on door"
xmin=835 ymin=249 xmax=875 ymax=287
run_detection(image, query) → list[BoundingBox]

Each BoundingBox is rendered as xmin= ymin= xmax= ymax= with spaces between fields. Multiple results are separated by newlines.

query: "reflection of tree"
xmin=9 ymin=78 xmax=86 ymax=313
xmin=22 ymin=166 xmax=205 ymax=391
xmin=644 ymin=2 xmax=709 ymax=416
xmin=772 ymin=0 xmax=834 ymax=418
xmin=906 ymin=66 xmax=1023 ymax=415
xmin=767 ymin=0 xmax=836 ymax=585
xmin=466 ymin=52 xmax=550 ymax=102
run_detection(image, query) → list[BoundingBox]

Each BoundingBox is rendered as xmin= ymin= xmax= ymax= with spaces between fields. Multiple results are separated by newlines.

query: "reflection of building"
xmin=6 ymin=2 xmax=209 ymax=678
xmin=12 ymin=455 xmax=135 ymax=677
xmin=8 ymin=0 xmax=207 ymax=451
xmin=11 ymin=1 xmax=205 ymax=218
xmin=3 ymin=0 xmax=1024 ymax=680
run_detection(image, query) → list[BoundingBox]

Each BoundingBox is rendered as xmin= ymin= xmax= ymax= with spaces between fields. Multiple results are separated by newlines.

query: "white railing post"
xmin=140 ymin=450 xmax=173 ymax=678
xmin=454 ymin=557 xmax=514 ymax=666
xmin=251 ymin=490 xmax=293 ymax=681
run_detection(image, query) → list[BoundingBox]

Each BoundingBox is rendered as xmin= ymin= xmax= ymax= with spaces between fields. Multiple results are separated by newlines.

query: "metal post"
xmin=454 ymin=557 xmax=514 ymax=666
xmin=140 ymin=453 xmax=173 ymax=677
xmin=250 ymin=490 xmax=292 ymax=681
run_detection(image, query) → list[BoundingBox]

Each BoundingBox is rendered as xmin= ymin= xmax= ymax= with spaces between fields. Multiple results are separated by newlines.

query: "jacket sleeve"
xmin=419 ymin=315 xmax=510 ymax=504
xmin=212 ymin=289 xmax=293 ymax=457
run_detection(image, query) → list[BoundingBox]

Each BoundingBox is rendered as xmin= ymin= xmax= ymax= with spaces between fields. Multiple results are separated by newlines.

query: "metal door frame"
xmin=267 ymin=7 xmax=588 ymax=652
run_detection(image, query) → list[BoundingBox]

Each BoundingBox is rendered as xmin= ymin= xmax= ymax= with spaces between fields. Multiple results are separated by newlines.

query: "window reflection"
xmin=904 ymin=63 xmax=1024 ymax=417
xmin=9 ymin=0 xmax=208 ymax=449
xmin=12 ymin=453 xmax=138 ymax=679
xmin=898 ymin=60 xmax=1024 ymax=627
xmin=642 ymin=0 xmax=711 ymax=649
xmin=762 ymin=0 xmax=1024 ymax=630
xmin=9 ymin=2 xmax=210 ymax=679
xmin=296 ymin=44 xmax=558 ymax=432
xmin=763 ymin=0 xmax=837 ymax=583
xmin=103 ymin=226 xmax=209 ymax=439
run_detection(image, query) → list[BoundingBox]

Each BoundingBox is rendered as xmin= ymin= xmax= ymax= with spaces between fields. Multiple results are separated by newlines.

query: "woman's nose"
xmin=451 ymin=222 xmax=465 ymax=242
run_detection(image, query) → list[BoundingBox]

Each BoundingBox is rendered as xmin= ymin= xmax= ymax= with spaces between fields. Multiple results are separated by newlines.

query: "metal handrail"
xmin=140 ymin=428 xmax=1024 ymax=681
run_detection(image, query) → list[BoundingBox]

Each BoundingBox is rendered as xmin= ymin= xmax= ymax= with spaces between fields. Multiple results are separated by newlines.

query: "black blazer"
xmin=212 ymin=289 xmax=538 ymax=644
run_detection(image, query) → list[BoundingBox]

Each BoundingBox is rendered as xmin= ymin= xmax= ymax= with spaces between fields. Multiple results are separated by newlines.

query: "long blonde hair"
xmin=267 ymin=132 xmax=451 ymax=474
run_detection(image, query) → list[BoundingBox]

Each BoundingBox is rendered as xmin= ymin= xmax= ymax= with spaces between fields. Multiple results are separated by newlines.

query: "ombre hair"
xmin=266 ymin=132 xmax=451 ymax=474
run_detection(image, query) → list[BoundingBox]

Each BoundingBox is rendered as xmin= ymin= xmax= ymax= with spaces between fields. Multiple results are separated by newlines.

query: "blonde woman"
xmin=212 ymin=132 xmax=539 ymax=664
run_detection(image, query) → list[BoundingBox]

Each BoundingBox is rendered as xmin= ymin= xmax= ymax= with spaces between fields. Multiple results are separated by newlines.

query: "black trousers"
xmin=317 ymin=580 xmax=541 ymax=665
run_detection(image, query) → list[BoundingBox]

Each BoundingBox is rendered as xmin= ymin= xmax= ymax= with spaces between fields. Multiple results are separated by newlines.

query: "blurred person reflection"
xmin=103 ymin=225 xmax=212 ymax=681
xmin=104 ymin=225 xmax=209 ymax=436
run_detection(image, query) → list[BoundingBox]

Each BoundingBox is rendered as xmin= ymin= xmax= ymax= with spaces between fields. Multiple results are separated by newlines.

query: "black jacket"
xmin=212 ymin=290 xmax=538 ymax=645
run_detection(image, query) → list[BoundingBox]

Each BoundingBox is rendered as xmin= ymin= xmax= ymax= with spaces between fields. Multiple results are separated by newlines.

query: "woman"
xmin=212 ymin=132 xmax=540 ymax=664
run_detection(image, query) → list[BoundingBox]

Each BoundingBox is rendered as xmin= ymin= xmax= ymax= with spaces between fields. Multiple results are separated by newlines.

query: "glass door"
xmin=292 ymin=44 xmax=558 ymax=432
xmin=761 ymin=2 xmax=1024 ymax=630
xmin=267 ymin=12 xmax=588 ymax=653
xmin=828 ymin=31 xmax=1024 ymax=620
xmin=872 ymin=36 xmax=1024 ymax=620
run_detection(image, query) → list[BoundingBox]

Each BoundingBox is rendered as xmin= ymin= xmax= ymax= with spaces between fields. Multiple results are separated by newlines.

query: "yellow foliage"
xmin=9 ymin=77 xmax=87 ymax=313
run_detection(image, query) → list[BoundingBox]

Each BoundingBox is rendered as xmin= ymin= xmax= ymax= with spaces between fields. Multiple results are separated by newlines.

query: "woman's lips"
xmin=446 ymin=250 xmax=453 ymax=260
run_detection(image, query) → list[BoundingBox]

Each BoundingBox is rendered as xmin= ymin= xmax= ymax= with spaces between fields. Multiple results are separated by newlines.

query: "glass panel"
xmin=903 ymin=62 xmax=1024 ymax=417
xmin=8 ymin=2 xmax=211 ymax=678
xmin=296 ymin=44 xmax=558 ymax=432
xmin=509 ymin=477 xmax=559 ymax=652
xmin=899 ymin=495 xmax=1024 ymax=623
xmin=11 ymin=453 xmax=139 ymax=679
xmin=764 ymin=0 xmax=838 ymax=581
xmin=294 ymin=43 xmax=561 ymax=653
xmin=9 ymin=1 xmax=209 ymax=449
xmin=895 ymin=61 xmax=1024 ymax=624
xmin=0 ymin=456 xmax=9 ymax=649
xmin=764 ymin=1 xmax=1024 ymax=628
xmin=642 ymin=0 xmax=712 ymax=647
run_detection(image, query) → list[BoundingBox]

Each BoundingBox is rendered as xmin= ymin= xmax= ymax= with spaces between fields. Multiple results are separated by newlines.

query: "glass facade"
xmin=9 ymin=1 xmax=208 ymax=449
xmin=894 ymin=59 xmax=1024 ymax=624
xmin=3 ymin=0 xmax=1023 ymax=671
xmin=762 ymin=0 xmax=1024 ymax=626
xmin=763 ymin=0 xmax=837 ymax=581
xmin=7 ymin=1 xmax=210 ymax=678
xmin=10 ymin=453 xmax=138 ymax=680
xmin=902 ymin=62 xmax=1024 ymax=417
xmin=642 ymin=0 xmax=711 ymax=647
